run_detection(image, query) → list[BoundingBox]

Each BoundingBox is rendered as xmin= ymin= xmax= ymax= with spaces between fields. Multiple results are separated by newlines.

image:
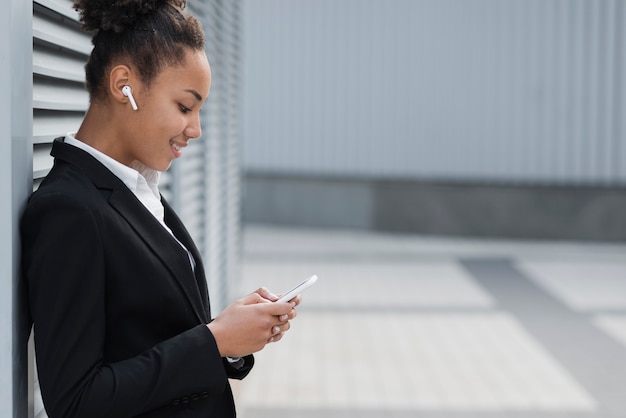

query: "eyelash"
xmin=179 ymin=104 xmax=191 ymax=113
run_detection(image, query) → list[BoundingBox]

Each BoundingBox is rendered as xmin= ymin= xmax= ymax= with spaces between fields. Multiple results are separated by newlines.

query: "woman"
xmin=20 ymin=1 xmax=299 ymax=417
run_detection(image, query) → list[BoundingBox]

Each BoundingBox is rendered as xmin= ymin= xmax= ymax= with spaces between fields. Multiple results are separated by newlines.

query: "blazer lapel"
xmin=162 ymin=199 xmax=211 ymax=320
xmin=108 ymin=190 xmax=208 ymax=323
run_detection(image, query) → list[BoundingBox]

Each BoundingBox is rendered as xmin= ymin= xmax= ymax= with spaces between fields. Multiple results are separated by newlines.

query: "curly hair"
xmin=73 ymin=0 xmax=205 ymax=100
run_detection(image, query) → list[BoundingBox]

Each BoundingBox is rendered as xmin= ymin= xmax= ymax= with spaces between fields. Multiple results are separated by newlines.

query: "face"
xmin=119 ymin=49 xmax=212 ymax=171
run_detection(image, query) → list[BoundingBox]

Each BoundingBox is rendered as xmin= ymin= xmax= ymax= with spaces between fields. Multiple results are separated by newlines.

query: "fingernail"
xmin=273 ymin=326 xmax=281 ymax=334
xmin=279 ymin=314 xmax=288 ymax=321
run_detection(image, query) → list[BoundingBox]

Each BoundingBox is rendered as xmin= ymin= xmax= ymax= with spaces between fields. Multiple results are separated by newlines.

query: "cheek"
xmin=149 ymin=111 xmax=186 ymax=135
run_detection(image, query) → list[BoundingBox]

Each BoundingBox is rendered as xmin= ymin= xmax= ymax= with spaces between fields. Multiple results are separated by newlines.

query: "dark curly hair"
xmin=73 ymin=0 xmax=205 ymax=101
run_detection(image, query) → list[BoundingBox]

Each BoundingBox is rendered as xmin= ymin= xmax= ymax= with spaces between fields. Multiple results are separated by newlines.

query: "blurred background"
xmin=234 ymin=1 xmax=626 ymax=417
xmin=241 ymin=0 xmax=626 ymax=241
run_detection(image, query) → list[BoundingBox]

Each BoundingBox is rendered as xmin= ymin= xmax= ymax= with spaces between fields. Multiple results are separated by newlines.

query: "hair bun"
xmin=73 ymin=0 xmax=185 ymax=33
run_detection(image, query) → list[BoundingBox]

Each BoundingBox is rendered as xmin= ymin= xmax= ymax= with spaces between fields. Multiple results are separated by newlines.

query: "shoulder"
xmin=29 ymin=163 xmax=99 ymax=207
xmin=22 ymin=160 xmax=110 ymax=231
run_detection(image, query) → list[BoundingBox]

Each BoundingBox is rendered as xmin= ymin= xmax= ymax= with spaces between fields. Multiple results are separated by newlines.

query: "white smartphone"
xmin=276 ymin=275 xmax=318 ymax=303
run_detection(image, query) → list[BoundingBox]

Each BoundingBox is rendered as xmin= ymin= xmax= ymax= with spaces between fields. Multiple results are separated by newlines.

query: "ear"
xmin=108 ymin=65 xmax=137 ymax=106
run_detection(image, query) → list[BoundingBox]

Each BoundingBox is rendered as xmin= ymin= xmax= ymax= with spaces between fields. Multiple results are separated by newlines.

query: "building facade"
xmin=242 ymin=0 xmax=626 ymax=241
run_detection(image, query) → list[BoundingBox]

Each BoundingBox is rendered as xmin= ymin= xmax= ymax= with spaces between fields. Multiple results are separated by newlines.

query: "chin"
xmin=154 ymin=157 xmax=175 ymax=172
xmin=159 ymin=162 xmax=173 ymax=172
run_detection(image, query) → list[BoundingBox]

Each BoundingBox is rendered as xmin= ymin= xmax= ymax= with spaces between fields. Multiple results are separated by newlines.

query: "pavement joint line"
xmin=460 ymin=258 xmax=626 ymax=416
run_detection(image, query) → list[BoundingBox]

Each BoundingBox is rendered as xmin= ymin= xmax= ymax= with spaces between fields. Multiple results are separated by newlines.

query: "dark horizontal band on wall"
xmin=242 ymin=173 xmax=626 ymax=242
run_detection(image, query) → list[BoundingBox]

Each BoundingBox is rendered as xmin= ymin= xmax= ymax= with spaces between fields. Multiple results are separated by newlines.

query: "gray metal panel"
xmin=195 ymin=0 xmax=244 ymax=312
xmin=243 ymin=0 xmax=626 ymax=186
xmin=33 ymin=111 xmax=84 ymax=144
xmin=1 ymin=0 xmax=34 ymax=416
xmin=167 ymin=0 xmax=244 ymax=314
xmin=222 ymin=0 xmax=244 ymax=308
xmin=32 ymin=0 xmax=89 ymax=191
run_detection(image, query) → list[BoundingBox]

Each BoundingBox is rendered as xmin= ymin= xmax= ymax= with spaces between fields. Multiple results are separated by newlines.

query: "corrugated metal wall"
xmin=33 ymin=0 xmax=90 ymax=191
xmin=30 ymin=0 xmax=242 ymax=415
xmin=185 ymin=0 xmax=243 ymax=313
xmin=243 ymin=0 xmax=626 ymax=186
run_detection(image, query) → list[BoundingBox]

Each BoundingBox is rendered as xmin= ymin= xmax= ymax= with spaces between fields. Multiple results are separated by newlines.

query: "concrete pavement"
xmin=231 ymin=225 xmax=626 ymax=418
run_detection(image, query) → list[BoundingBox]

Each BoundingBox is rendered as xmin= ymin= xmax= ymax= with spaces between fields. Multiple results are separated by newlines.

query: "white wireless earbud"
xmin=122 ymin=85 xmax=138 ymax=111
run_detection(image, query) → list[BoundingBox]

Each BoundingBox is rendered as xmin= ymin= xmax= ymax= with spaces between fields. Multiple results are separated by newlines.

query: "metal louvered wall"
xmin=176 ymin=0 xmax=243 ymax=313
xmin=27 ymin=0 xmax=243 ymax=416
xmin=243 ymin=0 xmax=626 ymax=186
xmin=33 ymin=0 xmax=90 ymax=190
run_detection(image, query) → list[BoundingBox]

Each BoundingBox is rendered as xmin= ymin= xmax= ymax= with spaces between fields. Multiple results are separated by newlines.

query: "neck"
xmin=75 ymin=104 xmax=129 ymax=166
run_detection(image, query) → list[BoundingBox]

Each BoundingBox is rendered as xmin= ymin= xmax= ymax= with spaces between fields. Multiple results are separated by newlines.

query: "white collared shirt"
xmin=64 ymin=134 xmax=196 ymax=271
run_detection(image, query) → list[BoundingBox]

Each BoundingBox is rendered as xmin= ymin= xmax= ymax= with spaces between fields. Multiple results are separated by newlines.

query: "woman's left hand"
xmin=253 ymin=287 xmax=301 ymax=342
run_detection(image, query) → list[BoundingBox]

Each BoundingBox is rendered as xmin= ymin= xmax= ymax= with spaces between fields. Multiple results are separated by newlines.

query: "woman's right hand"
xmin=206 ymin=291 xmax=297 ymax=358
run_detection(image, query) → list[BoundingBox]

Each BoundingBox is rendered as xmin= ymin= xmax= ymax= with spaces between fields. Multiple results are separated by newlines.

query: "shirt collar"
xmin=64 ymin=133 xmax=161 ymax=197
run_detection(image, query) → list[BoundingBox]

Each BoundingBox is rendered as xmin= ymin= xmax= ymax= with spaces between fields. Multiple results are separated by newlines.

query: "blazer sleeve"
xmin=21 ymin=192 xmax=235 ymax=418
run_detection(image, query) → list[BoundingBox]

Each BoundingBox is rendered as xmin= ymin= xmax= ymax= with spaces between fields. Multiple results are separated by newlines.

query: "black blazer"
xmin=21 ymin=138 xmax=253 ymax=418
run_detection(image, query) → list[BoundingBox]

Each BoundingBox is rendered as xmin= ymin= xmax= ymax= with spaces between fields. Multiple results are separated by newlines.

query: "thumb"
xmin=256 ymin=287 xmax=279 ymax=302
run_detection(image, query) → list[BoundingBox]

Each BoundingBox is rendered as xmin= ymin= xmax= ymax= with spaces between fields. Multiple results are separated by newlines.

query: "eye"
xmin=179 ymin=104 xmax=191 ymax=113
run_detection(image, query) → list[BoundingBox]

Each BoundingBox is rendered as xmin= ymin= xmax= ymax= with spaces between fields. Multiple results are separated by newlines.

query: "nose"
xmin=184 ymin=113 xmax=202 ymax=140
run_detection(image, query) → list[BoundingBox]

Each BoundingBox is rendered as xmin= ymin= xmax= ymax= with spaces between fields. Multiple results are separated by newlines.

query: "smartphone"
xmin=276 ymin=275 xmax=318 ymax=303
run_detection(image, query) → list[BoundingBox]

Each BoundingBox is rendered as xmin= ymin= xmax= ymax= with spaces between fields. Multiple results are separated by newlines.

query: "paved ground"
xmin=231 ymin=225 xmax=626 ymax=418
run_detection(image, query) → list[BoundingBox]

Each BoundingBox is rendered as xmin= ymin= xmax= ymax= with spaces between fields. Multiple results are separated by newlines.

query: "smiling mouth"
xmin=170 ymin=139 xmax=185 ymax=158
xmin=170 ymin=140 xmax=182 ymax=152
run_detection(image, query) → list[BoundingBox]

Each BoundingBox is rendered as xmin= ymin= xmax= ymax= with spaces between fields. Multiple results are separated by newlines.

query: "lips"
xmin=170 ymin=139 xmax=185 ymax=157
xmin=170 ymin=140 xmax=182 ymax=151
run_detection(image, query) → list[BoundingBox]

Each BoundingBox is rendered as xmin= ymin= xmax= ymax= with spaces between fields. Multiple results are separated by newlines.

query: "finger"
xmin=256 ymin=287 xmax=279 ymax=302
xmin=279 ymin=305 xmax=298 ymax=321
xmin=268 ymin=326 xmax=281 ymax=340
xmin=271 ymin=322 xmax=290 ymax=336
xmin=239 ymin=292 xmax=267 ymax=305
xmin=258 ymin=300 xmax=296 ymax=316
xmin=268 ymin=330 xmax=286 ymax=343
xmin=290 ymin=295 xmax=302 ymax=307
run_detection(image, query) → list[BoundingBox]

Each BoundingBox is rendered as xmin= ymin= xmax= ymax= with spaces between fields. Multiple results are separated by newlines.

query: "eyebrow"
xmin=184 ymin=89 xmax=203 ymax=102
